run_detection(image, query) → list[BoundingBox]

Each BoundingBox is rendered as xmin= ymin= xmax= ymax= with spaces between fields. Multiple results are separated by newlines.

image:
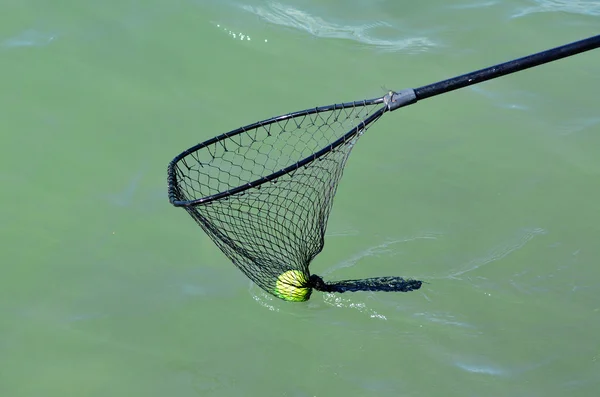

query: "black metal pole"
xmin=414 ymin=34 xmax=600 ymax=101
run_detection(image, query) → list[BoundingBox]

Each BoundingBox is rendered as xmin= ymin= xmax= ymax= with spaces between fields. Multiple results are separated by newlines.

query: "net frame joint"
xmin=385 ymin=89 xmax=417 ymax=111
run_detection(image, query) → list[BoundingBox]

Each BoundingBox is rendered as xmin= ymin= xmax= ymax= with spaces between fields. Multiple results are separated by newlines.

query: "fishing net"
xmin=166 ymin=34 xmax=600 ymax=301
xmin=168 ymin=97 xmax=422 ymax=301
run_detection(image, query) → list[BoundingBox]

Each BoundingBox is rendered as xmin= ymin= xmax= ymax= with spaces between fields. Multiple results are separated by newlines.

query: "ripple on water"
xmin=555 ymin=116 xmax=600 ymax=136
xmin=322 ymin=232 xmax=442 ymax=277
xmin=240 ymin=2 xmax=437 ymax=53
xmin=414 ymin=311 xmax=477 ymax=329
xmin=511 ymin=0 xmax=600 ymax=18
xmin=445 ymin=1 xmax=500 ymax=9
xmin=2 ymin=29 xmax=56 ymax=49
xmin=450 ymin=353 xmax=552 ymax=378
xmin=439 ymin=227 xmax=547 ymax=279
xmin=468 ymin=85 xmax=536 ymax=111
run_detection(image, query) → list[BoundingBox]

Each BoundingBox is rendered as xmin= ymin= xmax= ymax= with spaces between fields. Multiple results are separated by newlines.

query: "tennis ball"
xmin=275 ymin=270 xmax=311 ymax=302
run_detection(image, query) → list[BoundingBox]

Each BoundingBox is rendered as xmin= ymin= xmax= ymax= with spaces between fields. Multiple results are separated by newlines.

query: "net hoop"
xmin=167 ymin=97 xmax=386 ymax=207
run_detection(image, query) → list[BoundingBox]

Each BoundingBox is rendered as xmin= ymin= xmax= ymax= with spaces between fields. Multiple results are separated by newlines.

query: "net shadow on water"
xmin=248 ymin=232 xmax=439 ymax=320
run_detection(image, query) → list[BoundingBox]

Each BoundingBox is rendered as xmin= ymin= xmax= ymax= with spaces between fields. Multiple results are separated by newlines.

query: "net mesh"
xmin=169 ymin=101 xmax=386 ymax=299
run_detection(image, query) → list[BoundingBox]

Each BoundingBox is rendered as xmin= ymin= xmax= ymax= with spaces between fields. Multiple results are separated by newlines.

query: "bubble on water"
xmin=215 ymin=23 xmax=265 ymax=43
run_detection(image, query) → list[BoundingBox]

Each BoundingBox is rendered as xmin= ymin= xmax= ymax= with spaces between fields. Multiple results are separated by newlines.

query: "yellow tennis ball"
xmin=275 ymin=270 xmax=311 ymax=302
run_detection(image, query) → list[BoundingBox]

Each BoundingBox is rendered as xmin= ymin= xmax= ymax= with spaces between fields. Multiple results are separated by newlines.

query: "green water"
xmin=2 ymin=1 xmax=599 ymax=396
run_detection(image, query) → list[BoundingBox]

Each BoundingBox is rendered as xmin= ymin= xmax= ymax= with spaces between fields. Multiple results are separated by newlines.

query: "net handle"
xmin=386 ymin=34 xmax=600 ymax=111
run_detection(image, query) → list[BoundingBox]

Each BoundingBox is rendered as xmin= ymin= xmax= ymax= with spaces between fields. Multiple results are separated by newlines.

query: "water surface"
xmin=1 ymin=1 xmax=599 ymax=396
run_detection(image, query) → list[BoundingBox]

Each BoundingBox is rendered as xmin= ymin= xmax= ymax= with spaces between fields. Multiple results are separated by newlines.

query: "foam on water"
xmin=321 ymin=293 xmax=389 ymax=320
xmin=249 ymin=277 xmax=390 ymax=320
xmin=240 ymin=2 xmax=437 ymax=53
